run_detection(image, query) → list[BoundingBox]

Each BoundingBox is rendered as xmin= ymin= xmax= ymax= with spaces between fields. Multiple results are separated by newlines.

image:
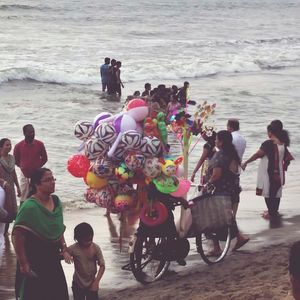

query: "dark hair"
xmin=217 ymin=130 xmax=241 ymax=164
xmin=23 ymin=124 xmax=34 ymax=134
xmin=289 ymin=241 xmax=300 ymax=280
xmin=104 ymin=57 xmax=110 ymax=64
xmin=267 ymin=119 xmax=290 ymax=146
xmin=28 ymin=168 xmax=51 ymax=197
xmin=0 ymin=138 xmax=9 ymax=148
xmin=202 ymin=131 xmax=216 ymax=145
xmin=74 ymin=222 xmax=94 ymax=241
xmin=111 ymin=59 xmax=116 ymax=65
xmin=133 ymin=91 xmax=140 ymax=96
xmin=184 ymin=81 xmax=189 ymax=86
xmin=116 ymin=61 xmax=122 ymax=67
xmin=227 ymin=119 xmax=240 ymax=131
xmin=144 ymin=83 xmax=151 ymax=89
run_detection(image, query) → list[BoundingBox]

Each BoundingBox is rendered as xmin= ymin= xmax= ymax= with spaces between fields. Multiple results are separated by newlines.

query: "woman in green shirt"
xmin=12 ymin=168 xmax=72 ymax=300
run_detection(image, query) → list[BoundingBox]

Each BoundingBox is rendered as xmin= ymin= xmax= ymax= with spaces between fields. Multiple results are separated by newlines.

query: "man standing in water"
xmin=13 ymin=124 xmax=48 ymax=202
xmin=100 ymin=57 xmax=110 ymax=92
xmin=227 ymin=119 xmax=249 ymax=250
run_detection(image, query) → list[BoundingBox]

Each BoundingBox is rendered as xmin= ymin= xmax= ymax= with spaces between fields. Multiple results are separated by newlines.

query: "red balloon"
xmin=140 ymin=201 xmax=168 ymax=227
xmin=67 ymin=154 xmax=90 ymax=178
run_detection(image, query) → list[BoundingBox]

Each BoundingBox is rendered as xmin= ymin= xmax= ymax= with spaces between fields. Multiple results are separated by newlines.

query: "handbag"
xmin=190 ymin=193 xmax=233 ymax=233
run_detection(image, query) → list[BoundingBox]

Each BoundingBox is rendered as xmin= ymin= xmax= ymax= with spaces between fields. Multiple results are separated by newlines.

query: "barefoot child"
xmin=68 ymin=222 xmax=105 ymax=300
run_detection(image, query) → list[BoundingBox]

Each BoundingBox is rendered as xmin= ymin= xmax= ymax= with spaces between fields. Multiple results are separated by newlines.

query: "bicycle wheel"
xmin=130 ymin=235 xmax=170 ymax=284
xmin=196 ymin=225 xmax=231 ymax=265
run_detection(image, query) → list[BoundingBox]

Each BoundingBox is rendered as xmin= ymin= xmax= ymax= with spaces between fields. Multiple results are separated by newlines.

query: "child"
xmin=68 ymin=222 xmax=105 ymax=300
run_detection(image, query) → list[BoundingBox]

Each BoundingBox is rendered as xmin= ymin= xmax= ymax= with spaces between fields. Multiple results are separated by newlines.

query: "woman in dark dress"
xmin=12 ymin=168 xmax=72 ymax=300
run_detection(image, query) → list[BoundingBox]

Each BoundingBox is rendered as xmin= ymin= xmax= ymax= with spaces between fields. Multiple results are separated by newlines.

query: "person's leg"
xmin=72 ymin=280 xmax=85 ymax=300
xmin=4 ymin=222 xmax=9 ymax=235
xmin=19 ymin=172 xmax=30 ymax=202
xmin=265 ymin=197 xmax=280 ymax=217
xmin=102 ymin=82 xmax=106 ymax=92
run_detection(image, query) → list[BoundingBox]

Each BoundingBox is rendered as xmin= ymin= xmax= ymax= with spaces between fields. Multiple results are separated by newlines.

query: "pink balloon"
xmin=170 ymin=178 xmax=191 ymax=197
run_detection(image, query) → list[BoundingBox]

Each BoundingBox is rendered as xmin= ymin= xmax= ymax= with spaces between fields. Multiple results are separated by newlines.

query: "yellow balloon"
xmin=85 ymin=171 xmax=108 ymax=189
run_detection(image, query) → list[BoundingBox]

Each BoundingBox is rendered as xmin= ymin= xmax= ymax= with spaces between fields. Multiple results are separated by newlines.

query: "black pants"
xmin=265 ymin=197 xmax=280 ymax=217
xmin=72 ymin=281 xmax=99 ymax=300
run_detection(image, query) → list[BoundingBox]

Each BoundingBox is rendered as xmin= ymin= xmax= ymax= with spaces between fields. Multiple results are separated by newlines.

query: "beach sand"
xmin=1 ymin=196 xmax=299 ymax=300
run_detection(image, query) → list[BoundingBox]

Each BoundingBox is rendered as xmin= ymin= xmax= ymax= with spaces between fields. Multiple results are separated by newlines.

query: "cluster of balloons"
xmin=67 ymin=98 xmax=192 ymax=220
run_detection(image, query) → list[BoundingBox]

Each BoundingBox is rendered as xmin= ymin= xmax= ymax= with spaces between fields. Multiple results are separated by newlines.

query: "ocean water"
xmin=0 ymin=0 xmax=299 ymax=209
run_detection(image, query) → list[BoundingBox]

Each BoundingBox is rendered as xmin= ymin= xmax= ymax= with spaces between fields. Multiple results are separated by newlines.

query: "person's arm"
xmin=40 ymin=143 xmax=48 ymax=166
xmin=12 ymin=228 xmax=33 ymax=276
xmin=89 ymin=246 xmax=105 ymax=292
xmin=13 ymin=145 xmax=20 ymax=167
xmin=13 ymin=169 xmax=21 ymax=197
xmin=207 ymin=167 xmax=222 ymax=184
xmin=191 ymin=148 xmax=210 ymax=182
xmin=60 ymin=235 xmax=73 ymax=264
xmin=241 ymin=149 xmax=265 ymax=170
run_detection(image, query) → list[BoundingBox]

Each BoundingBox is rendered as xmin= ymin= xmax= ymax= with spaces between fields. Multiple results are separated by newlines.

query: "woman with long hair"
xmin=242 ymin=120 xmax=293 ymax=219
xmin=12 ymin=168 xmax=72 ymax=300
xmin=204 ymin=130 xmax=249 ymax=255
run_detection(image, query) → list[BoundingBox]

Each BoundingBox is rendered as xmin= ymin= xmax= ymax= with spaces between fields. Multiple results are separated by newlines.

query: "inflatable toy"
xmin=85 ymin=138 xmax=108 ymax=160
xmin=140 ymin=201 xmax=168 ymax=226
xmin=67 ymin=154 xmax=90 ymax=178
xmin=74 ymin=121 xmax=94 ymax=141
xmin=114 ymin=194 xmax=134 ymax=212
xmin=107 ymin=114 xmax=137 ymax=158
xmin=94 ymin=123 xmax=117 ymax=145
xmin=153 ymin=175 xmax=179 ymax=194
xmin=85 ymin=171 xmax=108 ymax=189
xmin=170 ymin=178 xmax=191 ymax=197
xmin=124 ymin=151 xmax=145 ymax=171
xmin=121 ymin=130 xmax=143 ymax=150
xmin=156 ymin=112 xmax=168 ymax=145
xmin=143 ymin=117 xmax=160 ymax=138
xmin=93 ymin=157 xmax=115 ymax=177
xmin=140 ymin=136 xmax=163 ymax=157
xmin=126 ymin=99 xmax=149 ymax=122
xmin=142 ymin=157 xmax=161 ymax=178
xmin=93 ymin=112 xmax=112 ymax=129
xmin=115 ymin=162 xmax=134 ymax=181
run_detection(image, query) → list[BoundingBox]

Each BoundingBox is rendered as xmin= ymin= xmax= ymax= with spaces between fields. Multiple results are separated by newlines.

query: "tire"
xmin=130 ymin=235 xmax=170 ymax=284
xmin=196 ymin=226 xmax=231 ymax=265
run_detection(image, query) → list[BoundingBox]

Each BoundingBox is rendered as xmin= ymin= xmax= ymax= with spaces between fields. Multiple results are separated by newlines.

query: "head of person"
xmin=227 ymin=119 xmax=240 ymax=132
xmin=116 ymin=61 xmax=122 ymax=68
xmin=74 ymin=222 xmax=94 ymax=248
xmin=144 ymin=83 xmax=151 ymax=91
xmin=23 ymin=124 xmax=35 ymax=143
xmin=289 ymin=241 xmax=300 ymax=299
xmin=0 ymin=138 xmax=12 ymax=155
xmin=267 ymin=119 xmax=290 ymax=146
xmin=28 ymin=168 xmax=55 ymax=197
xmin=171 ymin=85 xmax=178 ymax=94
xmin=133 ymin=90 xmax=140 ymax=97
xmin=183 ymin=81 xmax=189 ymax=89
xmin=111 ymin=59 xmax=116 ymax=66
xmin=201 ymin=130 xmax=216 ymax=146
xmin=215 ymin=130 xmax=241 ymax=164
xmin=104 ymin=57 xmax=110 ymax=64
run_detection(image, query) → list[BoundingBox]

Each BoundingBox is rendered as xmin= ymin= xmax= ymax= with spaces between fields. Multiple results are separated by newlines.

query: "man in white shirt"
xmin=227 ymin=119 xmax=249 ymax=251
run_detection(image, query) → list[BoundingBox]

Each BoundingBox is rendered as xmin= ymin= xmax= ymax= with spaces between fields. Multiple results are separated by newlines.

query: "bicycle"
xmin=127 ymin=194 xmax=233 ymax=284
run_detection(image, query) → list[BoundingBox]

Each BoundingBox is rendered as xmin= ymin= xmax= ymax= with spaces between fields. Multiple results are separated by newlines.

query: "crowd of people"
xmin=0 ymin=79 xmax=298 ymax=299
